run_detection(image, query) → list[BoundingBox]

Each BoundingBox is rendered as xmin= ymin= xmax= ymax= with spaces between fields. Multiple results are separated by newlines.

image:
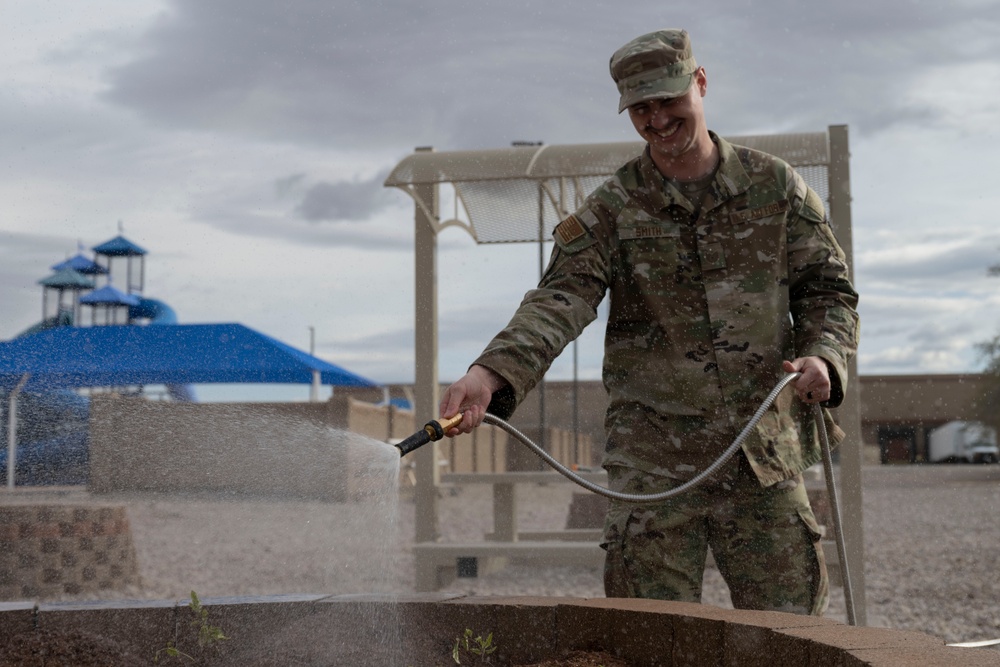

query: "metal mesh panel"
xmin=728 ymin=132 xmax=829 ymax=167
xmin=387 ymin=131 xmax=833 ymax=244
xmin=459 ymin=175 xmax=612 ymax=244
xmin=797 ymin=165 xmax=831 ymax=216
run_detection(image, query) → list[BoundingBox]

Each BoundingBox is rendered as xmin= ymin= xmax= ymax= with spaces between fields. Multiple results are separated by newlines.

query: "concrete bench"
xmin=412 ymin=541 xmax=606 ymax=589
xmin=421 ymin=471 xmax=842 ymax=591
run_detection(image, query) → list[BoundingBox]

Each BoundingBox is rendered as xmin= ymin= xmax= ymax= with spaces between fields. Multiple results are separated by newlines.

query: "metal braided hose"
xmin=482 ymin=371 xmax=857 ymax=625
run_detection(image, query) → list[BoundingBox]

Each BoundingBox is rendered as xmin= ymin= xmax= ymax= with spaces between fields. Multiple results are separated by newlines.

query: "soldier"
xmin=439 ymin=29 xmax=859 ymax=615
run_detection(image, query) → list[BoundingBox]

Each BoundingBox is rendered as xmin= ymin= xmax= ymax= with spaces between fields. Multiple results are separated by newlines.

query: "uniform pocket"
xmin=600 ymin=504 xmax=633 ymax=598
xmin=796 ymin=506 xmax=830 ymax=616
xmin=617 ymin=219 xmax=682 ymax=287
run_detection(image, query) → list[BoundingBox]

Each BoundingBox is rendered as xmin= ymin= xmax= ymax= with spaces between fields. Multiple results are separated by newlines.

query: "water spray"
xmin=396 ymin=373 xmax=857 ymax=625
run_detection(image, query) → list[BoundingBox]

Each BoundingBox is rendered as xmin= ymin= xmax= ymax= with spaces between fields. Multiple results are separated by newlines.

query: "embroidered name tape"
xmin=619 ymin=225 xmax=681 ymax=240
xmin=730 ymin=199 xmax=789 ymax=225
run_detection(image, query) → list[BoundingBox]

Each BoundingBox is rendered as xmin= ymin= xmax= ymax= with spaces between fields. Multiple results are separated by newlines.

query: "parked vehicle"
xmin=928 ymin=421 xmax=999 ymax=464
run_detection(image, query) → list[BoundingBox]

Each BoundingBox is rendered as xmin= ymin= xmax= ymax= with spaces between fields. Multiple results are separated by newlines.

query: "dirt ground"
xmin=3 ymin=463 xmax=999 ymax=663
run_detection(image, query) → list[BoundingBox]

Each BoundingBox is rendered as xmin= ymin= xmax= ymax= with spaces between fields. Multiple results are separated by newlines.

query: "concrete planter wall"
xmin=0 ymin=504 xmax=140 ymax=601
xmin=2 ymin=594 xmax=998 ymax=666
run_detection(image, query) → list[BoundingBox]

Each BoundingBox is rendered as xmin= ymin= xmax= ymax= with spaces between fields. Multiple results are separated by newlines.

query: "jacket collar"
xmin=638 ymin=132 xmax=753 ymax=215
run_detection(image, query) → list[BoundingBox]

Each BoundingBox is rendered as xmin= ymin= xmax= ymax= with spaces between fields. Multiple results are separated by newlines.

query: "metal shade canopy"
xmin=384 ymin=133 xmax=830 ymax=244
xmin=383 ymin=128 xmax=865 ymax=623
xmin=0 ymin=323 xmax=379 ymax=392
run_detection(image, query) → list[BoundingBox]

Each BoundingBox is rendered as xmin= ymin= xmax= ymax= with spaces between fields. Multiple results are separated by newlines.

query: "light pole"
xmin=308 ymin=326 xmax=319 ymax=402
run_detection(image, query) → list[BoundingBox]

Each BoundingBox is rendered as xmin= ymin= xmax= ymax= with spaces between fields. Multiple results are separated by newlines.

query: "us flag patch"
xmin=554 ymin=215 xmax=586 ymax=244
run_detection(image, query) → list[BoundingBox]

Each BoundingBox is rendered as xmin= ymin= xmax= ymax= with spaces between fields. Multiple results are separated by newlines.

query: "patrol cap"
xmin=610 ymin=29 xmax=698 ymax=113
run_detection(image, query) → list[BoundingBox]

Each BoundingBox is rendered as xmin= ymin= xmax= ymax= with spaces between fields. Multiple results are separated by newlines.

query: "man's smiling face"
xmin=627 ymin=67 xmax=710 ymax=165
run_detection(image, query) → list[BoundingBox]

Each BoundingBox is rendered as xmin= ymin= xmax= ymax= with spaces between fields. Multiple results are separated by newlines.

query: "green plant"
xmin=452 ymin=628 xmax=497 ymax=665
xmin=155 ymin=591 xmax=229 ymax=663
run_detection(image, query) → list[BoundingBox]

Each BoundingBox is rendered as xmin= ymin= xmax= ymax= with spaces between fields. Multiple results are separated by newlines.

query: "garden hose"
xmin=399 ymin=372 xmax=857 ymax=625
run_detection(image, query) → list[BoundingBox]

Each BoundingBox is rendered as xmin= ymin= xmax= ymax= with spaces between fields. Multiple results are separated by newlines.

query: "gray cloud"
xmin=192 ymin=208 xmax=415 ymax=251
xmin=857 ymin=236 xmax=1000 ymax=288
xmin=10 ymin=0 xmax=1000 ymax=380
xmin=100 ymin=0 xmax=1000 ymax=154
xmin=293 ymin=169 xmax=392 ymax=222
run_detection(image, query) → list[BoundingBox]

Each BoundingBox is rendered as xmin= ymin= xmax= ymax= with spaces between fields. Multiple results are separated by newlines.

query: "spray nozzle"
xmin=394 ymin=414 xmax=464 ymax=456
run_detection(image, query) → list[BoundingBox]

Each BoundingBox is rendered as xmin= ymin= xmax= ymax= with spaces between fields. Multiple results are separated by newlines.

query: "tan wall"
xmin=89 ymin=396 xmax=355 ymax=500
xmin=860 ymin=374 xmax=992 ymax=425
xmin=342 ymin=382 xmax=602 ymax=470
xmin=88 ymin=394 xmax=587 ymax=497
xmin=352 ymin=374 xmax=996 ymax=464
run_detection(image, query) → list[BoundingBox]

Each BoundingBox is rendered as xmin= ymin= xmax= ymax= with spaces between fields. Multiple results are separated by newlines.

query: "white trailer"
xmin=928 ymin=421 xmax=999 ymax=464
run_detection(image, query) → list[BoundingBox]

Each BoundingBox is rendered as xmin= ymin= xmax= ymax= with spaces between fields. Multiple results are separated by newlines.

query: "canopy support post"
xmin=413 ymin=147 xmax=442 ymax=559
xmin=828 ymin=124 xmax=868 ymax=625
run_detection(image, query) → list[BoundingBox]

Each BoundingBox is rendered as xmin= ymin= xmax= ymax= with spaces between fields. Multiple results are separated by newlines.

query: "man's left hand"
xmin=782 ymin=357 xmax=830 ymax=404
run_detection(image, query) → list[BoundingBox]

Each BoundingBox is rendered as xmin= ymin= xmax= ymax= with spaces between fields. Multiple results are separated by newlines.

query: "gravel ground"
xmin=431 ymin=464 xmax=1000 ymax=646
xmin=9 ymin=461 xmax=1000 ymax=649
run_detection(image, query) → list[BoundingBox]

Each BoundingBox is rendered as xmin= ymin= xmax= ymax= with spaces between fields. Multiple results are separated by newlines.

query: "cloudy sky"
xmin=3 ymin=0 xmax=1000 ymax=398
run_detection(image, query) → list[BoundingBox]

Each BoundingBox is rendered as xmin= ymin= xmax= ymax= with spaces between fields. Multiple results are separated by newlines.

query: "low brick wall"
xmin=0 ymin=504 xmax=140 ymax=601
xmin=1 ymin=594 xmax=997 ymax=666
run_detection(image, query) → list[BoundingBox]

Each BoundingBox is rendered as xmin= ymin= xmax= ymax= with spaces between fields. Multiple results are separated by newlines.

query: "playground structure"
xmin=2 ymin=232 xmax=170 ymax=487
xmin=0 ymin=231 xmax=379 ymax=489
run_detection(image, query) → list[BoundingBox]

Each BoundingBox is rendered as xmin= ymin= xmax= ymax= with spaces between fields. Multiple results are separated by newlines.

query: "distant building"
xmin=352 ymin=374 xmax=998 ymax=467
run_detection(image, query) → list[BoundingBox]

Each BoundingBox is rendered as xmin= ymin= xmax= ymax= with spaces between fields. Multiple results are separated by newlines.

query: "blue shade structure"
xmin=0 ymin=323 xmax=378 ymax=392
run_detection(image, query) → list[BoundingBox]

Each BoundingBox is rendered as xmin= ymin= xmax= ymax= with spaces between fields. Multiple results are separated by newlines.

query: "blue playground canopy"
xmin=0 ymin=323 xmax=378 ymax=392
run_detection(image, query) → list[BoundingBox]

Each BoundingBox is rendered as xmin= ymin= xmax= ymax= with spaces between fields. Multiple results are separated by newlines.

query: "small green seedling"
xmin=155 ymin=591 xmax=229 ymax=663
xmin=452 ymin=628 xmax=497 ymax=665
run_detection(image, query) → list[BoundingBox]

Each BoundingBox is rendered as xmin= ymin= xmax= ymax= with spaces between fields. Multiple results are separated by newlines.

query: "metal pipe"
xmin=6 ymin=373 xmax=30 ymax=491
xmin=816 ymin=402 xmax=857 ymax=626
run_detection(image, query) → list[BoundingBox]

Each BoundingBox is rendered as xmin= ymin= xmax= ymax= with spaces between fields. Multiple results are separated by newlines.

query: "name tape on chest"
xmin=619 ymin=225 xmax=680 ymax=240
xmin=554 ymin=215 xmax=587 ymax=244
xmin=730 ymin=199 xmax=789 ymax=225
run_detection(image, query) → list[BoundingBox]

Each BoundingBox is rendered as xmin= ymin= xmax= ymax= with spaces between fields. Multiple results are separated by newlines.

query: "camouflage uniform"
xmin=472 ymin=133 xmax=858 ymax=613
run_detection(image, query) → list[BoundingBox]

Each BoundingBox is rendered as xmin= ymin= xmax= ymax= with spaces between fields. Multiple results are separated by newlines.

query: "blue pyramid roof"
xmin=92 ymin=235 xmax=147 ymax=257
xmin=79 ymin=285 xmax=141 ymax=306
xmin=38 ymin=268 xmax=95 ymax=289
xmin=0 ymin=323 xmax=379 ymax=391
xmin=52 ymin=254 xmax=108 ymax=275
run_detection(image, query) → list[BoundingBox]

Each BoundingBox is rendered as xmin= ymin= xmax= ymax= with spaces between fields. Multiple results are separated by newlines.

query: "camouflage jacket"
xmin=474 ymin=133 xmax=860 ymax=486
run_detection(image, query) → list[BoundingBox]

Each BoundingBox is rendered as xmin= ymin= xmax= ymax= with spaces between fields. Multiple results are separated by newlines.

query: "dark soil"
xmin=0 ymin=629 xmax=146 ymax=667
xmin=514 ymin=650 xmax=633 ymax=667
xmin=0 ymin=628 xmax=632 ymax=667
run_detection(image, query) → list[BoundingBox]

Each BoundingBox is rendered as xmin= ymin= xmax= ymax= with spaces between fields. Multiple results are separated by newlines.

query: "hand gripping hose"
xmin=480 ymin=372 xmax=858 ymax=626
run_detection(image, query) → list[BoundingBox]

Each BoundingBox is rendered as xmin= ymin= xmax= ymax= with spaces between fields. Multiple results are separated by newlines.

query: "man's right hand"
xmin=438 ymin=365 xmax=505 ymax=436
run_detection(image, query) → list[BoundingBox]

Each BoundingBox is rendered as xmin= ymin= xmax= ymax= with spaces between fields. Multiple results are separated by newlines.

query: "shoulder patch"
xmin=554 ymin=215 xmax=586 ymax=244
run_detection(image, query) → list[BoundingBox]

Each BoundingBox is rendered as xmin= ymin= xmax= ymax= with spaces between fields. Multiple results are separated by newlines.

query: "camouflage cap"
xmin=610 ymin=29 xmax=698 ymax=113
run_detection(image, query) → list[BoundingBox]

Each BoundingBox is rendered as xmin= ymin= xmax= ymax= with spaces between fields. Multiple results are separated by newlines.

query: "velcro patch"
xmin=730 ymin=199 xmax=789 ymax=225
xmin=554 ymin=215 xmax=586 ymax=244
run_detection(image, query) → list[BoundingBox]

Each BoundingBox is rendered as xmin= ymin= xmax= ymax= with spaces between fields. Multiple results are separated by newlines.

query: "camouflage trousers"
xmin=601 ymin=455 xmax=828 ymax=615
